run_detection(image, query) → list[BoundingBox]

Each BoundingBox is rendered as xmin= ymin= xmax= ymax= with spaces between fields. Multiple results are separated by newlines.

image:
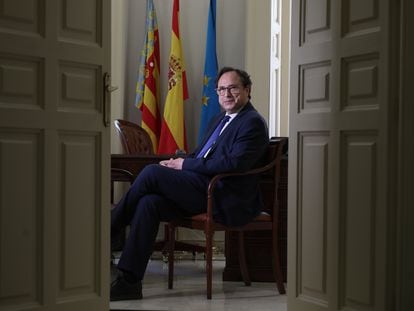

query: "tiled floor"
xmin=110 ymin=254 xmax=287 ymax=311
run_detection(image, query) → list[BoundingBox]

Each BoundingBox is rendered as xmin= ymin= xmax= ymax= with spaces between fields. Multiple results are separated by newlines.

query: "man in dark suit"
xmin=110 ymin=67 xmax=269 ymax=301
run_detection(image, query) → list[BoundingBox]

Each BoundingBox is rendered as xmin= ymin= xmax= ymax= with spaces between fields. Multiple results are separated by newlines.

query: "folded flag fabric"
xmin=158 ymin=0 xmax=189 ymax=154
xmin=197 ymin=0 xmax=220 ymax=144
xmin=135 ymin=0 xmax=161 ymax=153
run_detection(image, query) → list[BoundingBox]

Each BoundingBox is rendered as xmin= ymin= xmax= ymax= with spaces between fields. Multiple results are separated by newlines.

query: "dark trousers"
xmin=111 ymin=164 xmax=209 ymax=280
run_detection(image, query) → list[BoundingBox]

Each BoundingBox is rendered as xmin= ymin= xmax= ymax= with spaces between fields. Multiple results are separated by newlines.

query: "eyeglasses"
xmin=215 ymin=85 xmax=242 ymax=96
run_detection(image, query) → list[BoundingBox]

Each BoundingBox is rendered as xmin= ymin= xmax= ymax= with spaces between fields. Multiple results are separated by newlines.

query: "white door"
xmin=288 ymin=0 xmax=397 ymax=310
xmin=0 ymin=0 xmax=111 ymax=310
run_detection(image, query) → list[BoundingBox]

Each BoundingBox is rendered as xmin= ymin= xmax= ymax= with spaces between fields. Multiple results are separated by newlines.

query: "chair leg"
xmin=205 ymin=229 xmax=214 ymax=299
xmin=168 ymin=224 xmax=176 ymax=290
xmin=162 ymin=223 xmax=169 ymax=255
xmin=271 ymin=231 xmax=286 ymax=294
xmin=237 ymin=231 xmax=251 ymax=286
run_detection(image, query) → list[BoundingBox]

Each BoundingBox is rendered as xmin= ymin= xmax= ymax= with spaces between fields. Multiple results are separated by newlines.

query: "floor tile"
xmin=110 ymin=257 xmax=287 ymax=311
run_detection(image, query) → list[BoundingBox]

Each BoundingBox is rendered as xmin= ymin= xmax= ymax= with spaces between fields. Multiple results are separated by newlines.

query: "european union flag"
xmin=197 ymin=0 xmax=220 ymax=143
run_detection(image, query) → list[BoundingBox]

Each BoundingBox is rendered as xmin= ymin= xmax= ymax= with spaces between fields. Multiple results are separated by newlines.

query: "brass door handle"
xmin=103 ymin=72 xmax=118 ymax=127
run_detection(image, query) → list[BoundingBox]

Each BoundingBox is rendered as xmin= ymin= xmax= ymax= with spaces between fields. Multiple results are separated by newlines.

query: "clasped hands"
xmin=159 ymin=157 xmax=184 ymax=170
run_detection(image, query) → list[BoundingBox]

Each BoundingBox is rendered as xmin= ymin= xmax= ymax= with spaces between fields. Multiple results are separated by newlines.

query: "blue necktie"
xmin=196 ymin=115 xmax=230 ymax=158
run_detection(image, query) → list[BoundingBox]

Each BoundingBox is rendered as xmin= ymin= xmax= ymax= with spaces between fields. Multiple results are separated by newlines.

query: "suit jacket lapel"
xmin=194 ymin=112 xmax=226 ymax=155
xmin=214 ymin=102 xmax=253 ymax=141
xmin=207 ymin=102 xmax=254 ymax=155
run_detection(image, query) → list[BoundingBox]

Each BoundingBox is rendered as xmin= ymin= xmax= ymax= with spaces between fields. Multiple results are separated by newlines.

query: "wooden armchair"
xmin=114 ymin=119 xmax=154 ymax=155
xmin=111 ymin=120 xmax=153 ymax=251
xmin=167 ymin=137 xmax=287 ymax=299
xmin=111 ymin=168 xmax=134 ymax=252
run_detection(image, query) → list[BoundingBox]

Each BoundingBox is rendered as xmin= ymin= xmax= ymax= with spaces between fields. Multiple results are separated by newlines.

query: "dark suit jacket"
xmin=183 ymin=102 xmax=269 ymax=226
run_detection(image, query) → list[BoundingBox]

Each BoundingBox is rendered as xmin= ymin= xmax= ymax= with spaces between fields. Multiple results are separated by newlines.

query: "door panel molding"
xmin=289 ymin=0 xmax=394 ymax=310
xmin=0 ymin=0 xmax=110 ymax=310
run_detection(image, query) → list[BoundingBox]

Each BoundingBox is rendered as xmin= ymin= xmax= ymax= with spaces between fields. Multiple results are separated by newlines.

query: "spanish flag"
xmin=135 ymin=0 xmax=161 ymax=153
xmin=158 ymin=0 xmax=189 ymax=154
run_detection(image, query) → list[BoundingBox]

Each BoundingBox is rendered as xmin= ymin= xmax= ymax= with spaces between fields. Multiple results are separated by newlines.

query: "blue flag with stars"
xmin=197 ymin=0 xmax=220 ymax=143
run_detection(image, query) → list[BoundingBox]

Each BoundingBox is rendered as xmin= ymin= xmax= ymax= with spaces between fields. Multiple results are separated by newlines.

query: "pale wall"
xmin=110 ymin=0 xmax=276 ymax=152
xmin=245 ymin=0 xmax=271 ymax=123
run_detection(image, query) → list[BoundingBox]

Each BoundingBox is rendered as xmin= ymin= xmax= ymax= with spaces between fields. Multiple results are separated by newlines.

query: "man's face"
xmin=216 ymin=71 xmax=250 ymax=114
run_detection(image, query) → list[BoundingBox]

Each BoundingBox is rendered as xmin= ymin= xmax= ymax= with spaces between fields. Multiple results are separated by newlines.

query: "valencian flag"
xmin=135 ymin=0 xmax=161 ymax=153
xmin=158 ymin=0 xmax=189 ymax=154
xmin=197 ymin=0 xmax=220 ymax=143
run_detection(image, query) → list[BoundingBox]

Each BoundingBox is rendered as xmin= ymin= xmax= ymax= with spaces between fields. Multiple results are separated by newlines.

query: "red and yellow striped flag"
xmin=135 ymin=0 xmax=161 ymax=153
xmin=158 ymin=0 xmax=189 ymax=154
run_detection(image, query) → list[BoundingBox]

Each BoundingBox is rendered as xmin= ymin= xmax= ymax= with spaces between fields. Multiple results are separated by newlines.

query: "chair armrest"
xmin=205 ymin=157 xmax=279 ymax=219
xmin=208 ymin=158 xmax=278 ymax=191
xmin=111 ymin=167 xmax=134 ymax=182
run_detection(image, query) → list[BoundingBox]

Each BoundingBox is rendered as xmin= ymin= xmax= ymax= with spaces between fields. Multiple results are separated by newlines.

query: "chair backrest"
xmin=114 ymin=119 xmax=154 ymax=155
xmin=259 ymin=137 xmax=287 ymax=216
